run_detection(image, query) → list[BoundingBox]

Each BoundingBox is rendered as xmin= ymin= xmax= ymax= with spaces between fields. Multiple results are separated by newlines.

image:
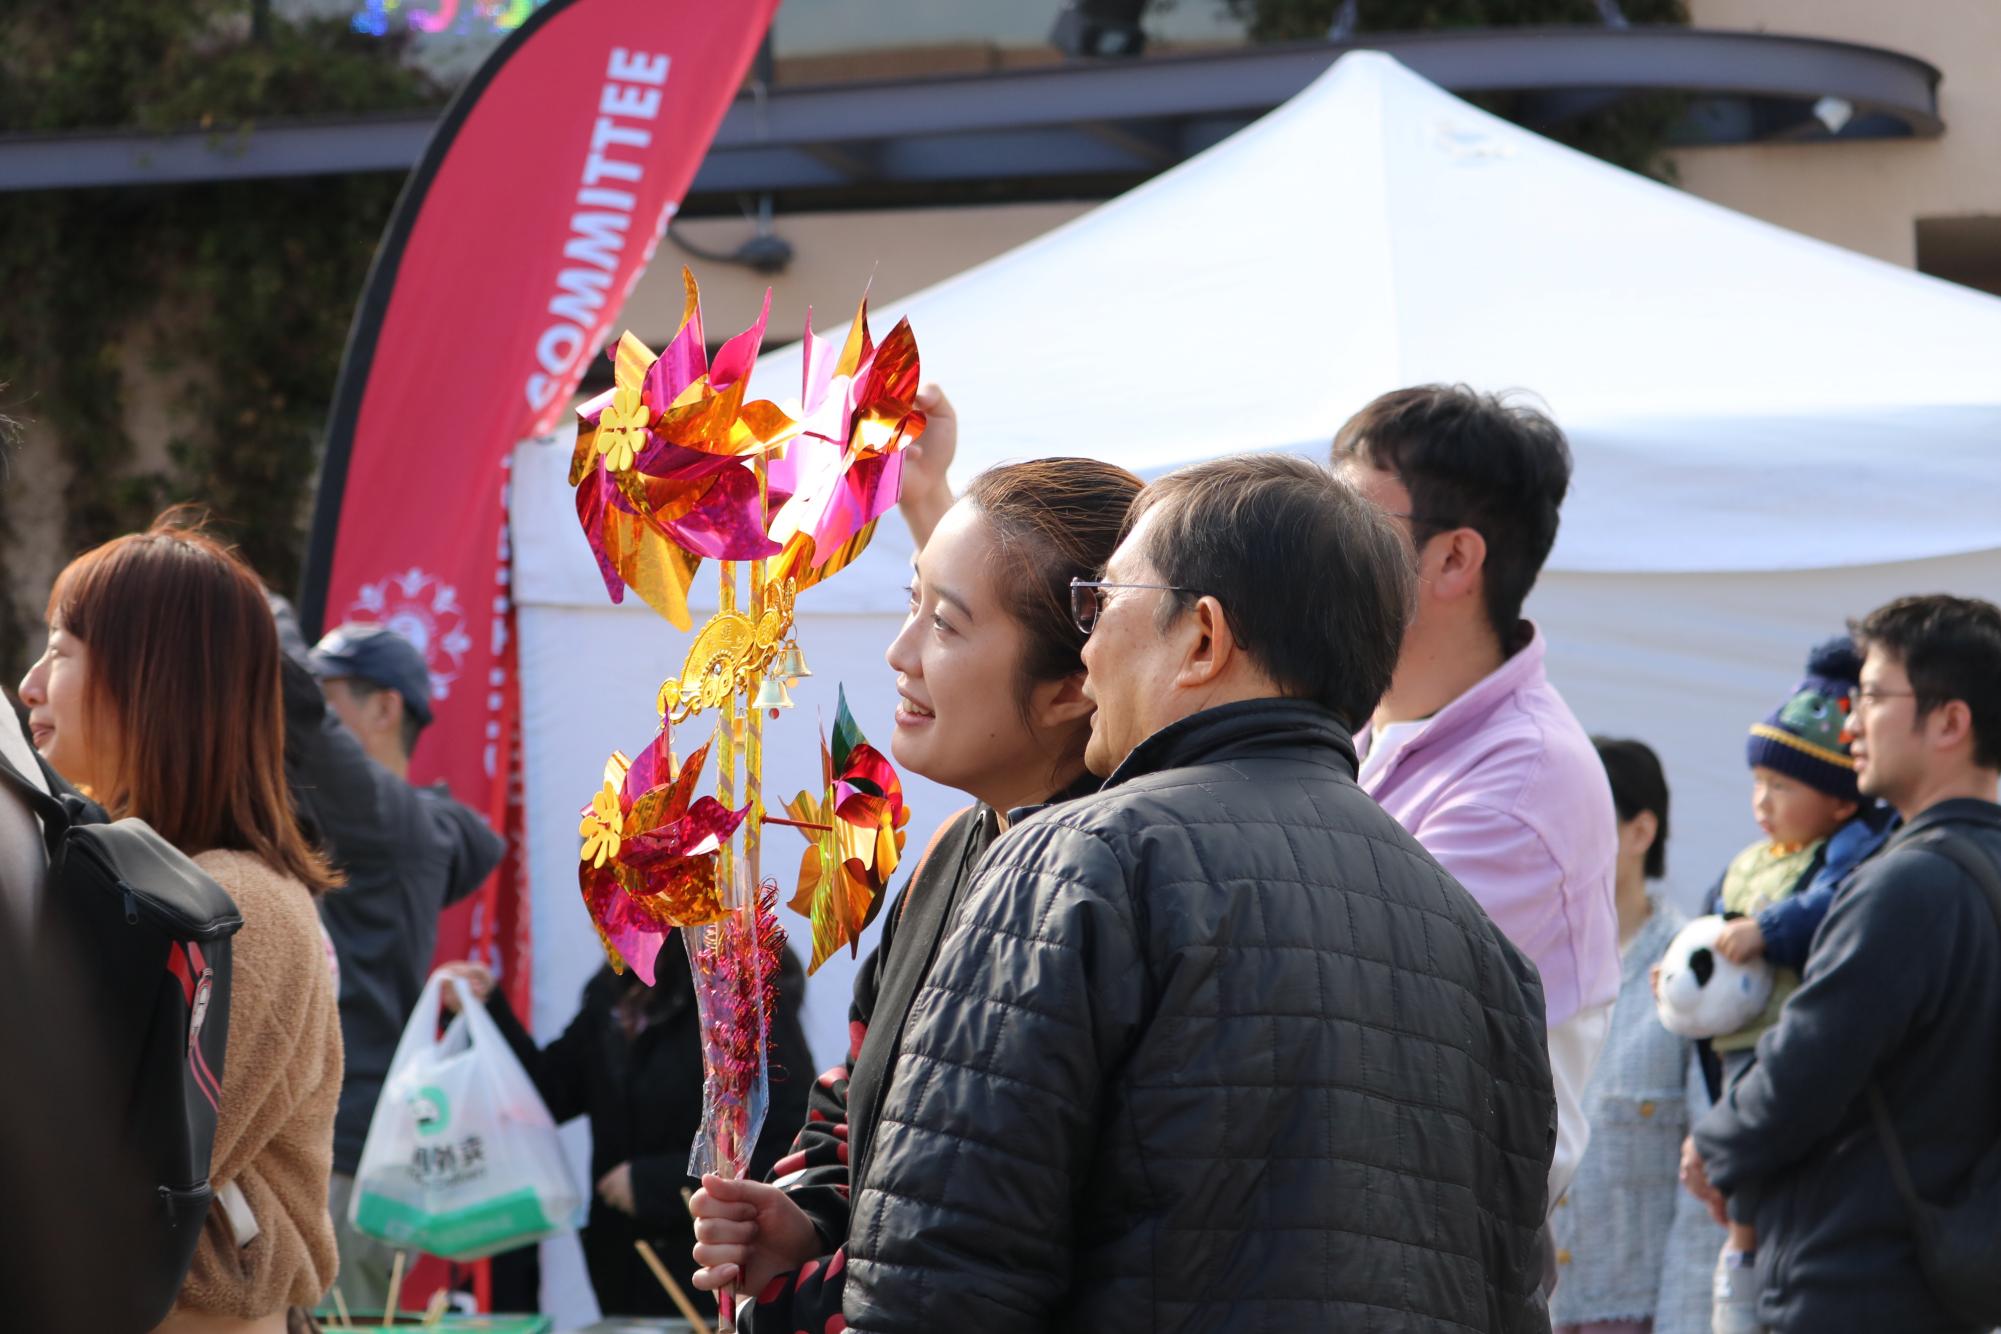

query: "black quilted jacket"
xmin=843 ymin=698 xmax=1556 ymax=1333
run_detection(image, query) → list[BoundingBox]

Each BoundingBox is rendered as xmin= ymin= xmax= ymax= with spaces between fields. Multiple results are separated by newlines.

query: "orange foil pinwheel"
xmin=571 ymin=270 xmax=794 ymax=630
xmin=783 ymin=687 xmax=908 ymax=973
xmin=578 ymin=730 xmax=748 ymax=985
xmin=765 ymin=293 xmax=926 ymax=593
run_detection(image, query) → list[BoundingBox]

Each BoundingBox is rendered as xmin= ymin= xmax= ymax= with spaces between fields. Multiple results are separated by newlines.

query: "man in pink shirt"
xmin=1334 ymin=385 xmax=1620 ymax=1218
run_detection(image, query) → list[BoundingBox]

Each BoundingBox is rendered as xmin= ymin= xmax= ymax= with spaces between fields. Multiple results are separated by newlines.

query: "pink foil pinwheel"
xmin=578 ymin=729 xmax=749 ymax=985
xmin=765 ymin=294 xmax=926 ymax=592
xmin=571 ymin=270 xmax=793 ymax=629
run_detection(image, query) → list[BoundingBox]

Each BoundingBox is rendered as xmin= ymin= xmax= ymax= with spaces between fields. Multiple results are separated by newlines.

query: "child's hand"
xmin=1715 ymin=918 xmax=1766 ymax=963
xmin=1680 ymin=1136 xmax=1729 ymax=1226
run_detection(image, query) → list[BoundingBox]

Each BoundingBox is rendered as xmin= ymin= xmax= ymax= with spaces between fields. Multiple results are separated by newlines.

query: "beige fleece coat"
xmin=165 ymin=850 xmax=342 ymax=1325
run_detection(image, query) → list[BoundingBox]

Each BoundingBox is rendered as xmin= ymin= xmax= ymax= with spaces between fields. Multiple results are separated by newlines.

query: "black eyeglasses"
xmin=1069 ymin=579 xmax=1203 ymax=636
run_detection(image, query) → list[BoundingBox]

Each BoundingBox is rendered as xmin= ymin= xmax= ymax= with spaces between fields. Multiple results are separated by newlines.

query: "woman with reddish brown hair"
xmin=19 ymin=513 xmax=342 ymax=1334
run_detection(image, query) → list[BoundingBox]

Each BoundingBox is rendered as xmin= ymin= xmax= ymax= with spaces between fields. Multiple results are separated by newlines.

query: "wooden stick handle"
xmin=381 ymin=1251 xmax=407 ymax=1327
xmin=634 ymin=1239 xmax=714 ymax=1334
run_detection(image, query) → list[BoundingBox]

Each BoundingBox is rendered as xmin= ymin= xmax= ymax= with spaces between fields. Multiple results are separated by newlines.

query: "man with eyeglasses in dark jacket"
xmin=838 ymin=454 xmax=1558 ymax=1333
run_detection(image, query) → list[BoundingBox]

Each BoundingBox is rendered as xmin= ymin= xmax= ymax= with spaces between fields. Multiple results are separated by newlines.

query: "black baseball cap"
xmin=309 ymin=623 xmax=435 ymax=727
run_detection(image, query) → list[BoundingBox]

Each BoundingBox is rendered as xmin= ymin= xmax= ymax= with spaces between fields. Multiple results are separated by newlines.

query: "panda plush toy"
xmin=1654 ymin=914 xmax=1776 ymax=1039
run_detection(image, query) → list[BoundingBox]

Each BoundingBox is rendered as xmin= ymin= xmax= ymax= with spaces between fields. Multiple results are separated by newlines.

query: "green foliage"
xmin=1222 ymin=0 xmax=1691 ymax=177
xmin=0 ymin=0 xmax=438 ymax=130
xmin=0 ymin=2 xmax=440 ymax=666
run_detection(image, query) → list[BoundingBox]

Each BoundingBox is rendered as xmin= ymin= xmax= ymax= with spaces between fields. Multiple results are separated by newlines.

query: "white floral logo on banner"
xmin=346 ymin=568 xmax=473 ymax=702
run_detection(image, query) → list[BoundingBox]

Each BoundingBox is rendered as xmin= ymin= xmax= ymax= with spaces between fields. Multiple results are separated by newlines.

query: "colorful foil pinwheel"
xmin=577 ymin=730 xmax=747 ymax=986
xmin=572 ymin=274 xmax=926 ymax=631
xmin=570 ymin=271 xmax=793 ymax=630
xmin=766 ymin=293 xmax=926 ymax=592
xmin=784 ymin=687 xmax=908 ymax=974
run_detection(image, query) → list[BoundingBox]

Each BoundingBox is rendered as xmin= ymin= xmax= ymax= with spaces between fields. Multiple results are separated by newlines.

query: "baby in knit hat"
xmin=1698 ymin=636 xmax=1897 ymax=1334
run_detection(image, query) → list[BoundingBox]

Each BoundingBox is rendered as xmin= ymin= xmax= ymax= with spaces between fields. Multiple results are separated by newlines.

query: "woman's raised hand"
xmin=898 ymin=383 xmax=958 ymax=549
xmin=689 ymin=1172 xmax=824 ymax=1298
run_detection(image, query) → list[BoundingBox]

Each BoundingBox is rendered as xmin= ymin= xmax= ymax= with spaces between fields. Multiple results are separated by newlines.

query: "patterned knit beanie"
xmin=1746 ymin=636 xmax=1861 ymax=802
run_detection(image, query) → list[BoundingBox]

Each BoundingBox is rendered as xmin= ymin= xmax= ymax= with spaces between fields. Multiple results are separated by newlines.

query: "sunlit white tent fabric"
xmin=508 ymin=50 xmax=2001 ymax=1322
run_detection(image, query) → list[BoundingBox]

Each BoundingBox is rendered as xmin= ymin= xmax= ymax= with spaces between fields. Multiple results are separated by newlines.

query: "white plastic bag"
xmin=349 ymin=971 xmax=583 ymax=1259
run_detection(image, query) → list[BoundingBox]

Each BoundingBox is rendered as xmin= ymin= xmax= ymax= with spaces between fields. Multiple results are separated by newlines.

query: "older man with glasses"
xmin=833 ymin=452 xmax=1558 ymax=1333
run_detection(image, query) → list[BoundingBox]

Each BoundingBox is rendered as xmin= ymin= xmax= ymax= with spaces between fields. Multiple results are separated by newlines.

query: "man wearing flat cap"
xmin=290 ymin=619 xmax=505 ymax=1307
xmin=311 ymin=623 xmax=440 ymax=776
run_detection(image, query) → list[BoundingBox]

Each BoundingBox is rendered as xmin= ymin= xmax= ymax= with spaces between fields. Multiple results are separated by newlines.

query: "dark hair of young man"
xmin=1850 ymin=594 xmax=2001 ymax=770
xmin=1123 ymin=453 xmax=1415 ymax=732
xmin=1331 ymin=384 xmax=1572 ymax=645
xmin=1592 ymin=736 xmax=1671 ymax=880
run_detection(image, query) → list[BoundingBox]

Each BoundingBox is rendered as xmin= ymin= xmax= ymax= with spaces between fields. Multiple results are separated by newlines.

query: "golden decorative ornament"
xmin=657 ymin=578 xmax=802 ymax=724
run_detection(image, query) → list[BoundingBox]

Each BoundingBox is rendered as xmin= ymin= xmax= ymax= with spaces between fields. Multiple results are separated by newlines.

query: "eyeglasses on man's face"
xmin=1068 ymin=579 xmax=1202 ymax=637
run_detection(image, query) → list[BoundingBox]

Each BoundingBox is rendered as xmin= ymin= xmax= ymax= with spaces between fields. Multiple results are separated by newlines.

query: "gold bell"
xmin=774 ymin=641 xmax=811 ymax=681
xmin=753 ymin=675 xmax=795 ymax=711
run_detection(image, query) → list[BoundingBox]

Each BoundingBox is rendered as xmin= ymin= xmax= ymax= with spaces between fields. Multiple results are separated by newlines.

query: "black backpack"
xmin=0 ymin=745 xmax=243 ymax=1331
xmin=1867 ymin=829 xmax=2001 ymax=1327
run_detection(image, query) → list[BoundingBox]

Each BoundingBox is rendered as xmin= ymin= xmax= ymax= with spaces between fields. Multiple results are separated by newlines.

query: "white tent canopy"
xmin=508 ymin=51 xmax=2001 ymax=1323
xmin=744 ymin=49 xmax=2001 ymax=576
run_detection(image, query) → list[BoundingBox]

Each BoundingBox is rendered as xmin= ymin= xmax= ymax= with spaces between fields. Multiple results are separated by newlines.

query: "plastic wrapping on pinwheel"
xmin=682 ymin=876 xmax=786 ymax=1179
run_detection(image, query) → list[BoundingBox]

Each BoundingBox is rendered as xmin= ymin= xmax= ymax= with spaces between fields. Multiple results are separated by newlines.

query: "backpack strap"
xmin=1916 ymin=829 xmax=2001 ymax=930
xmin=0 ymin=732 xmax=68 ymax=862
xmin=1868 ymin=830 xmax=2001 ymax=1218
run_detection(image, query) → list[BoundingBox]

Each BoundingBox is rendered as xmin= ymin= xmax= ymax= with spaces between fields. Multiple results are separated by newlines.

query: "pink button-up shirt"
xmin=1357 ymin=625 xmax=1620 ymax=1026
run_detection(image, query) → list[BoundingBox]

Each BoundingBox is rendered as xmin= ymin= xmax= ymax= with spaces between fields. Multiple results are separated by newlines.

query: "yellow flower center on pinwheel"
xmin=579 ymin=782 xmax=624 ymax=868
xmin=596 ymin=384 xmax=649 ymax=473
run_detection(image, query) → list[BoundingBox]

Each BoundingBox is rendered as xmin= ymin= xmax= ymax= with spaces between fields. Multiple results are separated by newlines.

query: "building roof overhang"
xmin=0 ymin=27 xmax=1941 ymax=205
